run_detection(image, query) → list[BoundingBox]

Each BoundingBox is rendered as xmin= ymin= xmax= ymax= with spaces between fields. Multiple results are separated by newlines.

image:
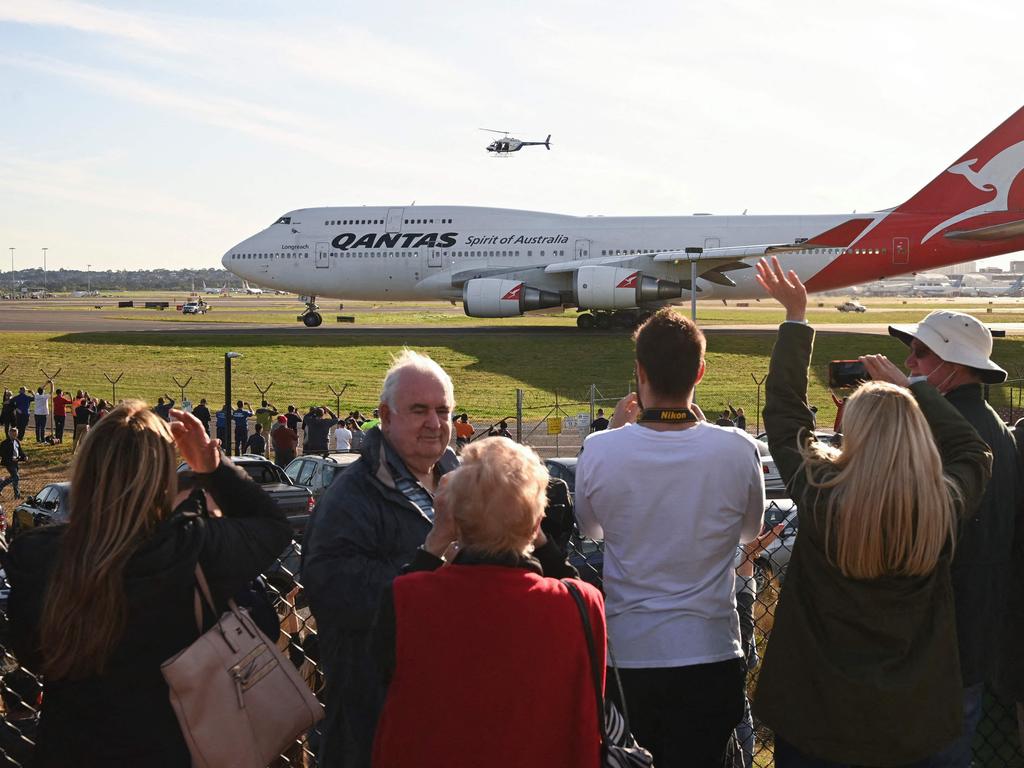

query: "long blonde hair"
xmin=39 ymin=401 xmax=177 ymax=679
xmin=800 ymin=382 xmax=959 ymax=580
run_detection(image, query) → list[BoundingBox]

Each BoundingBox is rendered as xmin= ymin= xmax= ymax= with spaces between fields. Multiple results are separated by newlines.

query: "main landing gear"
xmin=298 ymin=296 xmax=323 ymax=327
xmin=575 ymin=309 xmax=653 ymax=330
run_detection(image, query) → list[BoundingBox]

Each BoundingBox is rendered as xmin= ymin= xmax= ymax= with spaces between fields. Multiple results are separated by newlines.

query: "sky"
xmin=1 ymin=0 xmax=1022 ymax=272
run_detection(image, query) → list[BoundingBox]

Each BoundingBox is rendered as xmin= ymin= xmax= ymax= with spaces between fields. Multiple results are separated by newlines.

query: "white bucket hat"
xmin=888 ymin=310 xmax=1007 ymax=384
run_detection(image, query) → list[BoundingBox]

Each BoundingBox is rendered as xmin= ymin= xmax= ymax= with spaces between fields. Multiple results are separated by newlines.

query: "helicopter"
xmin=481 ymin=129 xmax=551 ymax=154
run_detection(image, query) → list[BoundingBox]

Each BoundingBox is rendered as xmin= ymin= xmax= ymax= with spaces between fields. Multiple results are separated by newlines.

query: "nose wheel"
xmin=298 ymin=296 xmax=323 ymax=327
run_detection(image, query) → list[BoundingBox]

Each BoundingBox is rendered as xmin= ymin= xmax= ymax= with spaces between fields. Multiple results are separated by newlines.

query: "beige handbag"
xmin=161 ymin=564 xmax=324 ymax=768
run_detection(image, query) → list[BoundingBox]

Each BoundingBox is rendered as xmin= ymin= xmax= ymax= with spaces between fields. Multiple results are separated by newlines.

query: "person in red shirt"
xmin=52 ymin=389 xmax=73 ymax=443
xmin=372 ymin=438 xmax=605 ymax=768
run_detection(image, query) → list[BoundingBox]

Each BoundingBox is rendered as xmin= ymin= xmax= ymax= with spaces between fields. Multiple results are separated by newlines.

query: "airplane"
xmin=223 ymin=104 xmax=1024 ymax=328
xmin=482 ymin=129 xmax=551 ymax=154
xmin=201 ymin=280 xmax=227 ymax=295
xmin=241 ymin=280 xmax=264 ymax=295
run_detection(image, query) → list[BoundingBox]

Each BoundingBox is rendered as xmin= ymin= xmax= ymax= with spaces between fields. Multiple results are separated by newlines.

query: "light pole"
xmin=8 ymin=247 xmax=13 ymax=299
xmin=42 ymin=247 xmax=47 ymax=296
xmin=224 ymin=352 xmax=243 ymax=456
xmin=87 ymin=263 xmax=92 ymax=294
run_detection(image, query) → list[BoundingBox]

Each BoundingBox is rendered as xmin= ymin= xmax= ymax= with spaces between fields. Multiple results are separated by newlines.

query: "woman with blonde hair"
xmin=6 ymin=401 xmax=291 ymax=767
xmin=753 ymin=258 xmax=992 ymax=767
xmin=371 ymin=437 xmax=605 ymax=768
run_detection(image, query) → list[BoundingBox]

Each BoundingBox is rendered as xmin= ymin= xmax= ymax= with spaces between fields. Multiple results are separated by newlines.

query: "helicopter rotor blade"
xmin=479 ymin=128 xmax=512 ymax=135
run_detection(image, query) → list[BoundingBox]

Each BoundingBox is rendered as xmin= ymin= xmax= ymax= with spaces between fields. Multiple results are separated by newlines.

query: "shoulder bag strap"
xmin=193 ymin=563 xmax=218 ymax=634
xmin=562 ymin=579 xmax=608 ymax=760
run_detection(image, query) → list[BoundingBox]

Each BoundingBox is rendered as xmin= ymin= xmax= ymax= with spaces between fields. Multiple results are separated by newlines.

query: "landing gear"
xmin=298 ymin=296 xmax=323 ymax=327
xmin=575 ymin=309 xmax=651 ymax=330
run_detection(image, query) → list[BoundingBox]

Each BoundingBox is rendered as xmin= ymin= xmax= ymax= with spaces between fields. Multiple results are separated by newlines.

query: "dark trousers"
xmin=34 ymin=414 xmax=47 ymax=442
xmin=611 ymin=657 xmax=746 ymax=768
xmin=15 ymin=413 xmax=28 ymax=440
xmin=0 ymin=463 xmax=20 ymax=497
xmin=234 ymin=428 xmax=247 ymax=456
xmin=274 ymin=449 xmax=295 ymax=468
xmin=54 ymin=415 xmax=66 ymax=441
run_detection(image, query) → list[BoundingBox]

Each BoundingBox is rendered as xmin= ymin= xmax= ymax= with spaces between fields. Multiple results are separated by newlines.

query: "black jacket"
xmin=4 ymin=460 xmax=291 ymax=768
xmin=0 ymin=438 xmax=25 ymax=467
xmin=943 ymin=383 xmax=1022 ymax=685
xmin=301 ymin=427 xmax=458 ymax=768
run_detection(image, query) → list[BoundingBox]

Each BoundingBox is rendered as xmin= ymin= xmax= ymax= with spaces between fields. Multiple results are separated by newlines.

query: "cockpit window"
xmin=274 ymin=216 xmax=291 ymax=225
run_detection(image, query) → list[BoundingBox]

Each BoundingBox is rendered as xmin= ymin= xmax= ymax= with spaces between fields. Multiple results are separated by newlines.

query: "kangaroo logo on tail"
xmin=922 ymin=139 xmax=1024 ymax=243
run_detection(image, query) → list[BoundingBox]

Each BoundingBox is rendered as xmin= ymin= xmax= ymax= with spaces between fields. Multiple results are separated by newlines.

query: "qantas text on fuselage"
xmin=224 ymin=105 xmax=1024 ymax=327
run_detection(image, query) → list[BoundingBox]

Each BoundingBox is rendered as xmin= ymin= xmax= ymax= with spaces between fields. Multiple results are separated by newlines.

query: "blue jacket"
xmin=302 ymin=427 xmax=458 ymax=768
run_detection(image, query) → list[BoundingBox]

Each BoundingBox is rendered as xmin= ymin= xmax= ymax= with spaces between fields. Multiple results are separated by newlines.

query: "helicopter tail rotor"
xmin=545 ymin=134 xmax=551 ymax=150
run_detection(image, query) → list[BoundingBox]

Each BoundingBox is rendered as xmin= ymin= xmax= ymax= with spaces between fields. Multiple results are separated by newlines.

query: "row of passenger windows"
xmin=321 ymin=218 xmax=456 ymax=226
xmin=230 ymin=253 xmax=308 ymax=259
xmin=597 ymin=247 xmax=888 ymax=256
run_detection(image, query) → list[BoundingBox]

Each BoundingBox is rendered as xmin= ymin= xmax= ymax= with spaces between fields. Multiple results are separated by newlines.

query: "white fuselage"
xmin=223 ymin=205 xmax=864 ymax=303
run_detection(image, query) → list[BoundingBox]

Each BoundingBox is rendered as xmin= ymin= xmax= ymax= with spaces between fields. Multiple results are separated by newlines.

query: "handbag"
xmin=161 ymin=563 xmax=324 ymax=768
xmin=563 ymin=580 xmax=654 ymax=768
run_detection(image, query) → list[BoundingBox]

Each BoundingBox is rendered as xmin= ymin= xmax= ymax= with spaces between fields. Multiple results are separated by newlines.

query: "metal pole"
xmin=42 ymin=248 xmax=47 ymax=296
xmin=516 ymin=388 xmax=523 ymax=443
xmin=589 ymin=383 xmax=596 ymax=429
xmin=555 ymin=390 xmax=559 ymax=456
xmin=9 ymin=247 xmax=14 ymax=298
xmin=87 ymin=264 xmax=92 ymax=294
xmin=225 ymin=354 xmax=233 ymax=457
xmin=752 ymin=373 xmax=767 ymax=435
xmin=686 ymin=246 xmax=703 ymax=322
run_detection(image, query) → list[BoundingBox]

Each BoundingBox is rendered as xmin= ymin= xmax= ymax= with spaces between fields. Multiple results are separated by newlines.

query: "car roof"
xmin=545 ymin=457 xmax=577 ymax=468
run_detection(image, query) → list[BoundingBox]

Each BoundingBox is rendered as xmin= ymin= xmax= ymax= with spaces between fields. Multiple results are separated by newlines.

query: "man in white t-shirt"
xmin=575 ymin=308 xmax=764 ymax=768
xmin=334 ymin=422 xmax=353 ymax=451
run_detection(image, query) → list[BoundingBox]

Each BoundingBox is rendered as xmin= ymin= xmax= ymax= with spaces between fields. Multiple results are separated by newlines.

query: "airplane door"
xmin=427 ymin=250 xmax=443 ymax=268
xmin=386 ymin=208 xmax=404 ymax=233
xmin=315 ymin=242 xmax=330 ymax=269
xmin=575 ymin=239 xmax=591 ymax=260
xmin=704 ymin=237 xmax=720 ymax=250
xmin=893 ymin=237 xmax=910 ymax=265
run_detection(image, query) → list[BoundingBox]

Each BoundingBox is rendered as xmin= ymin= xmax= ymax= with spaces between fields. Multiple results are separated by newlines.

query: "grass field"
xmin=5 ymin=308 xmax=1024 ymax=489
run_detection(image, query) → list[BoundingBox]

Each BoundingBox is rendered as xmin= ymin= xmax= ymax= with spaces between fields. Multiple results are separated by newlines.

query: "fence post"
xmin=104 ymin=371 xmax=124 ymax=402
xmin=254 ymin=379 xmax=275 ymax=404
xmin=328 ymin=384 xmax=349 ymax=417
xmin=172 ymin=375 xmax=193 ymax=405
xmin=751 ymin=373 xmax=767 ymax=435
xmin=589 ymin=383 xmax=596 ymax=428
xmin=516 ymin=389 xmax=523 ymax=443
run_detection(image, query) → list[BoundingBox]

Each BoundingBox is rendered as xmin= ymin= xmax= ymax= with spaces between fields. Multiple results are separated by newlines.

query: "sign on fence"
xmin=546 ymin=417 xmax=562 ymax=435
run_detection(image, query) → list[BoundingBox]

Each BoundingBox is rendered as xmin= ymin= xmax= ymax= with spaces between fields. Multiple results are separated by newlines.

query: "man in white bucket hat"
xmin=889 ymin=310 xmax=1020 ymax=767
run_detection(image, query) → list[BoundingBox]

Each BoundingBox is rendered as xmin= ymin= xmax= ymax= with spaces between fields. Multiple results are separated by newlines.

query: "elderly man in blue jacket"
xmin=303 ymin=350 xmax=459 ymax=768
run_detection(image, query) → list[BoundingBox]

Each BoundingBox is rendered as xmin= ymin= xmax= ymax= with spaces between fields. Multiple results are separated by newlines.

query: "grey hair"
xmin=380 ymin=349 xmax=455 ymax=409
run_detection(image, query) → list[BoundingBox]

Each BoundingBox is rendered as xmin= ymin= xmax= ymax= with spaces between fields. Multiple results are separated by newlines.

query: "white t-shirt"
xmin=575 ymin=421 xmax=765 ymax=669
xmin=33 ymin=393 xmax=49 ymax=416
xmin=334 ymin=426 xmax=353 ymax=451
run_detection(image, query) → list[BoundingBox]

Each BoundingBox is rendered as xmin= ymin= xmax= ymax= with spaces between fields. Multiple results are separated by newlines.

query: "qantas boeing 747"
xmin=223 ymin=105 xmax=1024 ymax=328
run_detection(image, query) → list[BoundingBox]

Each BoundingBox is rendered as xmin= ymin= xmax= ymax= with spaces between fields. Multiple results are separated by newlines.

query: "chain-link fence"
xmin=2 ymin=493 xmax=1023 ymax=765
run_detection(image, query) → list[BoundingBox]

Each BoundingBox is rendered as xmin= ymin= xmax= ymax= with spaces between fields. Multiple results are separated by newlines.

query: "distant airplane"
xmin=201 ymin=280 xmax=227 ymax=295
xmin=241 ymin=280 xmax=264 ymax=295
xmin=223 ymin=104 xmax=1024 ymax=328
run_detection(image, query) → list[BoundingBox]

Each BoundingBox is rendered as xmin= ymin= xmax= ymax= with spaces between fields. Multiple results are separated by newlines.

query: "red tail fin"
xmin=896 ymin=105 xmax=1024 ymax=242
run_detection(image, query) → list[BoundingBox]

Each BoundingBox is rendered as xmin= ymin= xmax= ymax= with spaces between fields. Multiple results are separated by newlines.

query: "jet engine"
xmin=462 ymin=279 xmax=562 ymax=318
xmin=575 ymin=266 xmax=683 ymax=309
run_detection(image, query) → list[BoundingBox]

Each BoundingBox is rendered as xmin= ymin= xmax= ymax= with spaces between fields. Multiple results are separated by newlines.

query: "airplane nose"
xmin=221 ymin=251 xmax=231 ymax=269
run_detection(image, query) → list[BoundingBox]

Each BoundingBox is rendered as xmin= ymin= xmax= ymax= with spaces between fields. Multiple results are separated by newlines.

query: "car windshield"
xmin=241 ymin=463 xmax=286 ymax=484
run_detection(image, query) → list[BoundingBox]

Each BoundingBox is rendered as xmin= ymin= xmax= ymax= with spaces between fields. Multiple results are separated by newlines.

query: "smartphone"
xmin=828 ymin=360 xmax=870 ymax=389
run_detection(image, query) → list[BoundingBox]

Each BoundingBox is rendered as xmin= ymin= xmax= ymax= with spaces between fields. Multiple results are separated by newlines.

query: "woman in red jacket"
xmin=372 ymin=438 xmax=605 ymax=768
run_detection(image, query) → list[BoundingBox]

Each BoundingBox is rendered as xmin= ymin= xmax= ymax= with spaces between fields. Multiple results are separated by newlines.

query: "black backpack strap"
xmin=563 ymin=579 xmax=607 ymax=761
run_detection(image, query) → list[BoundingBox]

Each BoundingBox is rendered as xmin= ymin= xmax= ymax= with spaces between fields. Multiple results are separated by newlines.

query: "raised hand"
xmin=755 ymin=256 xmax=807 ymax=322
xmin=860 ymin=354 xmax=910 ymax=388
xmin=169 ymin=408 xmax=221 ymax=473
xmin=610 ymin=392 xmax=640 ymax=428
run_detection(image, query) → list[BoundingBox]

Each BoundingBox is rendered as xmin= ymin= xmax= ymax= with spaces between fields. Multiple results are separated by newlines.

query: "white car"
xmin=836 ymin=300 xmax=867 ymax=313
xmin=182 ymin=301 xmax=208 ymax=315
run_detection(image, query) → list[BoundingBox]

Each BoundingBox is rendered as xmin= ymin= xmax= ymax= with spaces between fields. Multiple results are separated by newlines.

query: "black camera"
xmin=828 ymin=360 xmax=871 ymax=389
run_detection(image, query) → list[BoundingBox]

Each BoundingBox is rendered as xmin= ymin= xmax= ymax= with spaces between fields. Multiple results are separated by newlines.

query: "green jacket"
xmin=753 ymin=322 xmax=992 ymax=766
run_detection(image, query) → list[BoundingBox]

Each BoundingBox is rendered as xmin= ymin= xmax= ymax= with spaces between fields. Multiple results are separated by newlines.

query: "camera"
xmin=828 ymin=360 xmax=871 ymax=389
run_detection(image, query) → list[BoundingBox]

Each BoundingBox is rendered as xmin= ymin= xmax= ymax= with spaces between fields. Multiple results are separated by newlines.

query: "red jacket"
xmin=373 ymin=564 xmax=605 ymax=768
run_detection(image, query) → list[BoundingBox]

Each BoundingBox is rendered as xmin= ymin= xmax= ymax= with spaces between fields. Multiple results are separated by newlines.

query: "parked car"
xmin=757 ymin=497 xmax=799 ymax=584
xmin=754 ymin=439 xmax=786 ymax=498
xmin=9 ymin=482 xmax=71 ymax=541
xmin=544 ymin=458 xmax=577 ymax=497
xmin=836 ymin=300 xmax=867 ymax=313
xmin=284 ymin=452 xmax=361 ymax=502
xmin=181 ymin=300 xmax=208 ymax=315
xmin=177 ymin=454 xmax=315 ymax=540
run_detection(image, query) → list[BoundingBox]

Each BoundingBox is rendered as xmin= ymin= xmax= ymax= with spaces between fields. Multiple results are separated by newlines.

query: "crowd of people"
xmin=3 ymin=255 xmax=1024 ymax=768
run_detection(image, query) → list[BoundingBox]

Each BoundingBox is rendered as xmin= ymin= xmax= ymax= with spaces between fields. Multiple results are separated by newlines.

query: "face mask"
xmin=927 ymin=362 xmax=957 ymax=393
